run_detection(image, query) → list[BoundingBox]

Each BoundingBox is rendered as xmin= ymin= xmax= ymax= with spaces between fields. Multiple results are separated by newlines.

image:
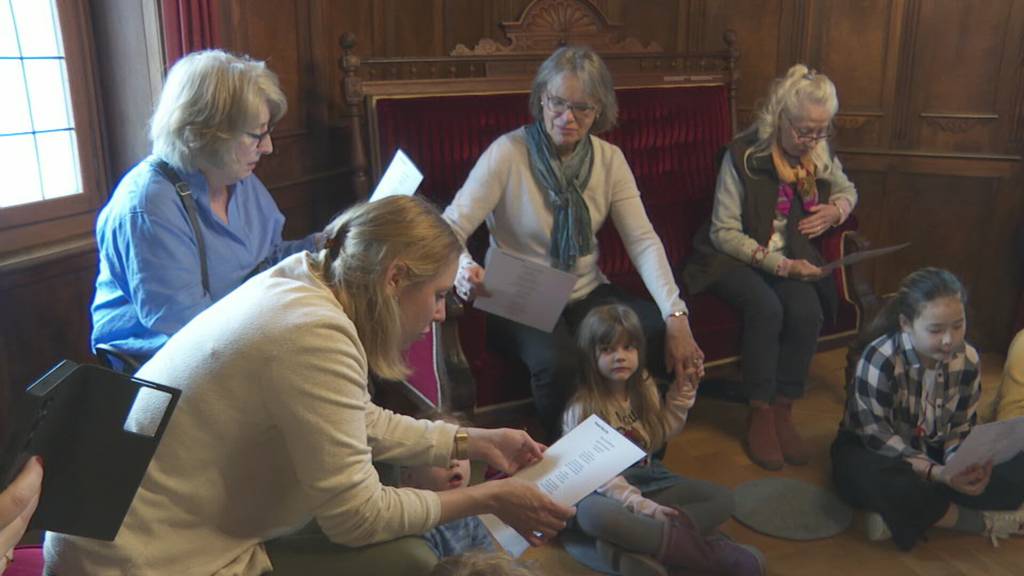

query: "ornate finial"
xmin=340 ymin=32 xmax=356 ymax=52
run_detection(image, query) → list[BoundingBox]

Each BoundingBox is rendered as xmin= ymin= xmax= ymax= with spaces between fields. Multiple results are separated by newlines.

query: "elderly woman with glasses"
xmin=444 ymin=46 xmax=704 ymax=441
xmin=683 ymin=64 xmax=858 ymax=471
xmin=91 ymin=50 xmax=321 ymax=370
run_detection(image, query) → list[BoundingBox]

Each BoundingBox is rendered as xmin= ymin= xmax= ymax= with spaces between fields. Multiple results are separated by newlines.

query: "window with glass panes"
xmin=1 ymin=0 xmax=82 ymax=208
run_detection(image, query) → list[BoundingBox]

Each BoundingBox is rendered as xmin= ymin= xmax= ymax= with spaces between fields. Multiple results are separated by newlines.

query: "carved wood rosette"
xmin=450 ymin=0 xmax=661 ymax=56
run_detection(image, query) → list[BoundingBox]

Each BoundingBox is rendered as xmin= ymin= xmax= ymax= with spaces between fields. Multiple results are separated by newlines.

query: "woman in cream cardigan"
xmin=46 ymin=196 xmax=573 ymax=576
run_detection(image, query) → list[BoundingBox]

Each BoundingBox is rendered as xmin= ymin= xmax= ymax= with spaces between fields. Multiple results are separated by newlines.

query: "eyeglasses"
xmin=785 ymin=114 xmax=833 ymax=143
xmin=544 ymin=94 xmax=598 ymax=117
xmin=244 ymin=125 xmax=275 ymax=147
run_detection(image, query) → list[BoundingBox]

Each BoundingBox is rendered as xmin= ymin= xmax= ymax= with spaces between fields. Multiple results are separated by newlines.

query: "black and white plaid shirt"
xmin=841 ymin=331 xmax=980 ymax=463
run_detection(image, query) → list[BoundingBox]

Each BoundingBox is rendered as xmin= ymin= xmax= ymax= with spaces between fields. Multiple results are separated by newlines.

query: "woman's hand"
xmin=665 ymin=314 xmax=705 ymax=387
xmin=455 ymin=260 xmax=489 ymax=301
xmin=943 ymin=461 xmax=993 ymax=496
xmin=798 ymin=203 xmax=841 ymax=238
xmin=787 ymin=259 xmax=824 ymax=281
xmin=467 ymin=427 xmax=545 ymax=475
xmin=488 ymin=478 xmax=575 ymax=546
xmin=0 ymin=457 xmax=43 ymax=571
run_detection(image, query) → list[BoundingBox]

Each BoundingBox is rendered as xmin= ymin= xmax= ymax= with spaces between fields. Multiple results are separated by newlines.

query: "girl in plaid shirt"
xmin=832 ymin=268 xmax=1024 ymax=550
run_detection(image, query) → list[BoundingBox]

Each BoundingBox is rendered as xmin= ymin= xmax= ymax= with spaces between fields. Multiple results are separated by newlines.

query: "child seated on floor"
xmin=400 ymin=412 xmax=496 ymax=559
xmin=832 ymin=268 xmax=1024 ymax=550
xmin=562 ymin=304 xmax=764 ymax=576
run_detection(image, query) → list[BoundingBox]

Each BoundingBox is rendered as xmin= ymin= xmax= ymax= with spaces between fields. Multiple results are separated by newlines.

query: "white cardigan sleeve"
xmin=606 ymin=146 xmax=688 ymax=317
xmin=443 ymin=135 xmax=512 ymax=257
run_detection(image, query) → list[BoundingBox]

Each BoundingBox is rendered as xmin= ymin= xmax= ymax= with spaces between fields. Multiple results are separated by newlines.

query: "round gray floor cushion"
xmin=732 ymin=477 xmax=853 ymax=540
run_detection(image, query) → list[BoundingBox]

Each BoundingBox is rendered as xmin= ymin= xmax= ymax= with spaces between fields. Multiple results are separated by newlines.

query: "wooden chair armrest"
xmin=438 ymin=293 xmax=476 ymax=415
xmin=840 ymin=229 xmax=884 ymax=388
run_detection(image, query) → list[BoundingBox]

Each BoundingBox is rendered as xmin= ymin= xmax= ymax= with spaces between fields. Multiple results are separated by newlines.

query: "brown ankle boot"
xmin=746 ymin=402 xmax=783 ymax=470
xmin=772 ymin=398 xmax=809 ymax=465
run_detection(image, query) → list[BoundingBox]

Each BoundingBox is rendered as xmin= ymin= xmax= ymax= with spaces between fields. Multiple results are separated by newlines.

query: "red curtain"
xmin=161 ymin=0 xmax=222 ymax=68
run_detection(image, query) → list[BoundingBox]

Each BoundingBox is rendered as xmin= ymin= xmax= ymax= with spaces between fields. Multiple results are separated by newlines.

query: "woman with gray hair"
xmin=91 ymin=49 xmax=320 ymax=369
xmin=445 ymin=46 xmax=704 ymax=441
xmin=683 ymin=64 xmax=858 ymax=470
xmin=47 ymin=196 xmax=573 ymax=575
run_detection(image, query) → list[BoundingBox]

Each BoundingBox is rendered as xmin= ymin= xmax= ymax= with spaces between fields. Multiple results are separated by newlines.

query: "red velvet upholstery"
xmin=375 ymin=85 xmax=859 ymax=408
xmin=7 ymin=546 xmax=44 ymax=576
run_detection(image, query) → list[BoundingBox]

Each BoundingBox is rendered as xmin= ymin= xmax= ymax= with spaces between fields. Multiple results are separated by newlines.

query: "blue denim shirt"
xmin=91 ymin=157 xmax=316 ymax=358
xmin=422 ymin=516 xmax=495 ymax=558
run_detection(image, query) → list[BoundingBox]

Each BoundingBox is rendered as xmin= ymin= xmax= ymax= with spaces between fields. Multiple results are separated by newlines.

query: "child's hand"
xmin=668 ymin=378 xmax=697 ymax=410
xmin=945 ymin=460 xmax=993 ymax=496
xmin=651 ymin=505 xmax=681 ymax=523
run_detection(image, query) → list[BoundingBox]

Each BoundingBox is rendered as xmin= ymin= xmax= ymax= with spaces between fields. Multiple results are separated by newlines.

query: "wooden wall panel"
xmin=444 ymin=1 xmax=509 ymax=53
xmin=606 ymin=0 xmax=681 ymax=52
xmin=381 ymin=0 xmax=443 ymax=56
xmin=903 ymin=0 xmax=1022 ymax=155
xmin=812 ymin=0 xmax=899 ymax=149
xmin=224 ymin=1 xmax=306 ymax=132
xmin=844 ymin=153 xmax=1023 ymax=348
xmin=699 ymin=0 xmax=786 ymax=127
xmin=0 ymin=249 xmax=97 ymax=417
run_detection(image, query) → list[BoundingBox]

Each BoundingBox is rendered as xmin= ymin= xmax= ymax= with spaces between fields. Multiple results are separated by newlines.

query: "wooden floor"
xmin=522 ymin=348 xmax=1024 ymax=576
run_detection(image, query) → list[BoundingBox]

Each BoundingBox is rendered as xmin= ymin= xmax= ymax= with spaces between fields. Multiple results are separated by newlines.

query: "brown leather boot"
xmin=746 ymin=402 xmax=783 ymax=470
xmin=772 ymin=397 xmax=809 ymax=465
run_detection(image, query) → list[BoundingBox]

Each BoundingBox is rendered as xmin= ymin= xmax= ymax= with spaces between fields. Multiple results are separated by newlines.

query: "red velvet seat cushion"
xmin=7 ymin=546 xmax=44 ymax=576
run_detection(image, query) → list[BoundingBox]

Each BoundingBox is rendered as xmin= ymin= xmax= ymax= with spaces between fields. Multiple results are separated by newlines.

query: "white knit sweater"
xmin=443 ymin=128 xmax=688 ymax=318
xmin=45 ymin=253 xmax=457 ymax=575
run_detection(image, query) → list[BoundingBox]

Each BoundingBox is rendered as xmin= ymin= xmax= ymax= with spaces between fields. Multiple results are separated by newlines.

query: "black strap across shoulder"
xmin=153 ymin=159 xmax=211 ymax=296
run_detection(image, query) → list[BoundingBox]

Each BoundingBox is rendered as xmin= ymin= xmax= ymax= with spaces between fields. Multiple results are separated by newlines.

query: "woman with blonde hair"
xmin=683 ymin=64 xmax=858 ymax=470
xmin=91 ymin=49 xmax=320 ymax=370
xmin=47 ymin=196 xmax=574 ymax=575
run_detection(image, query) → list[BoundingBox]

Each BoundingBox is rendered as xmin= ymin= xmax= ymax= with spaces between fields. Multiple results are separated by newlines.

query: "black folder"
xmin=0 ymin=360 xmax=180 ymax=541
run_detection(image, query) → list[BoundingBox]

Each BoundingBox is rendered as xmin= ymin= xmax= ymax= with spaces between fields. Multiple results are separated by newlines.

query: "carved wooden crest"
xmin=451 ymin=0 xmax=661 ymax=56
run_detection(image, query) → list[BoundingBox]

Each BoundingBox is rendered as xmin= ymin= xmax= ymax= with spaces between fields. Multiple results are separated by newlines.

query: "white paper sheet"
xmin=473 ymin=250 xmax=577 ymax=333
xmin=369 ymin=149 xmax=423 ymax=202
xmin=939 ymin=415 xmax=1024 ymax=481
xmin=481 ymin=414 xmax=646 ymax=556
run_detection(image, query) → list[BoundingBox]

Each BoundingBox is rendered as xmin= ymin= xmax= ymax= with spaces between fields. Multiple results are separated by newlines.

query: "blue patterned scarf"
xmin=524 ymin=121 xmax=595 ymax=270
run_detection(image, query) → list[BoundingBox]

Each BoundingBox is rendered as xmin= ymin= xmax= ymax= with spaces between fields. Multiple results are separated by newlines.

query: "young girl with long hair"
xmin=561 ymin=304 xmax=764 ymax=576
xmin=833 ymin=268 xmax=1024 ymax=550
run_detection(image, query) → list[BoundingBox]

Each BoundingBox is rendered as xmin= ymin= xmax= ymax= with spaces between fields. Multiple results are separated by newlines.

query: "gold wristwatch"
xmin=453 ymin=427 xmax=470 ymax=460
